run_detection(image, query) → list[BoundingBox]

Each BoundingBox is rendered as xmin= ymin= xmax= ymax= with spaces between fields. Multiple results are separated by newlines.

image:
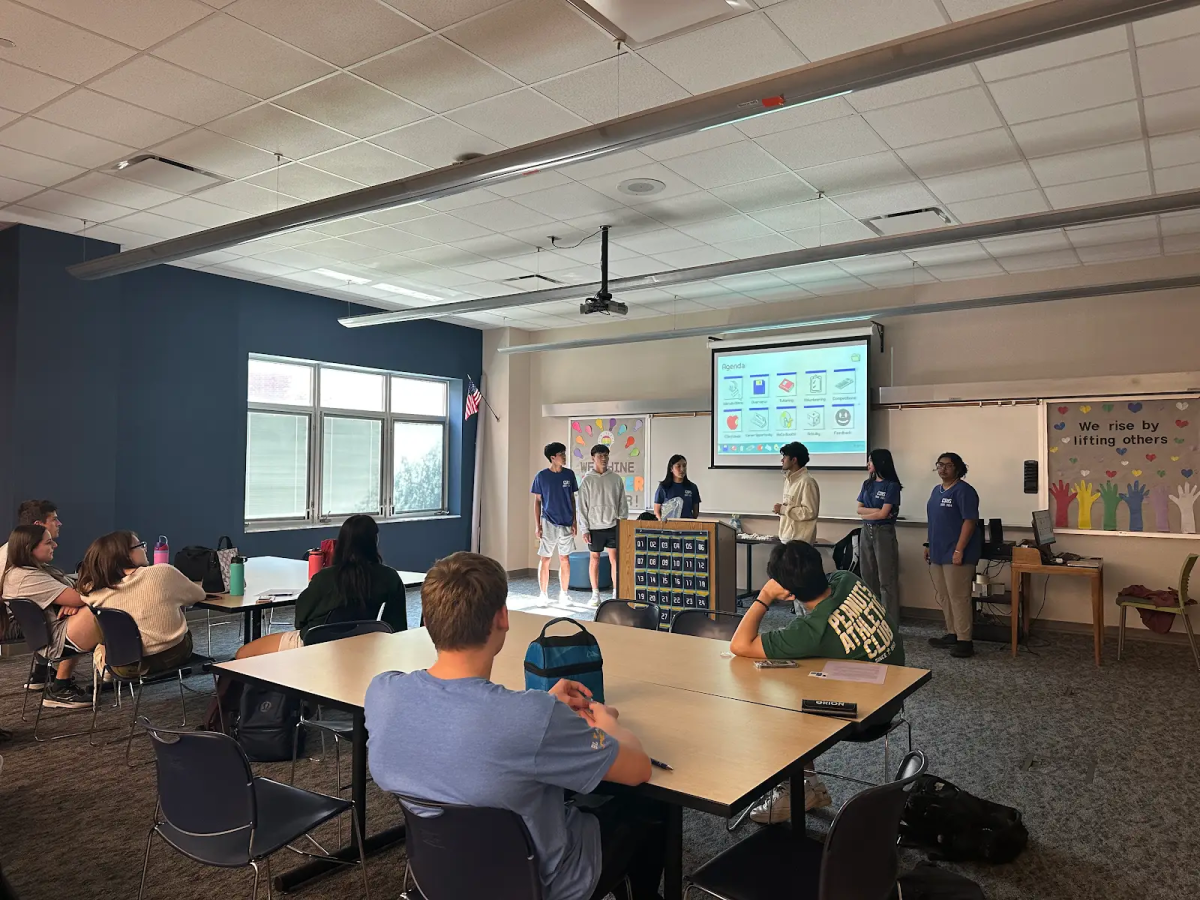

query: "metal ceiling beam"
xmin=69 ymin=0 xmax=1200 ymax=281
xmin=495 ymin=274 xmax=1200 ymax=355
xmin=339 ymin=188 xmax=1200 ymax=326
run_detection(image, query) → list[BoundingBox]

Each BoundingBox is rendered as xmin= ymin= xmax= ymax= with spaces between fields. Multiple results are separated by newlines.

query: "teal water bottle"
xmin=229 ymin=556 xmax=245 ymax=596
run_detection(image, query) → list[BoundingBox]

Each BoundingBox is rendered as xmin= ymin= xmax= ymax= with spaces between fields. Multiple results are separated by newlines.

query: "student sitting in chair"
xmin=365 ymin=551 xmax=667 ymax=900
xmin=77 ymin=531 xmax=205 ymax=678
xmin=729 ymin=539 xmax=905 ymax=824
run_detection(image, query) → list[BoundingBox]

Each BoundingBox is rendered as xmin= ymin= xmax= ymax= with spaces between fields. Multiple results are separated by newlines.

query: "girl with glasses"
xmin=925 ymin=452 xmax=981 ymax=658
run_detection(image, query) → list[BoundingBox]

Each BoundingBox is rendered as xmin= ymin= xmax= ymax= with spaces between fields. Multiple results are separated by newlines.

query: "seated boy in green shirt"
xmin=730 ymin=539 xmax=904 ymax=665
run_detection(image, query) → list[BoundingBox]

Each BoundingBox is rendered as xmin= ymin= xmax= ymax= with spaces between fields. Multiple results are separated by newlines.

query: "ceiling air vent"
xmin=504 ymin=274 xmax=566 ymax=287
xmin=863 ymin=207 xmax=952 ymax=237
xmin=108 ymin=155 xmax=228 ymax=194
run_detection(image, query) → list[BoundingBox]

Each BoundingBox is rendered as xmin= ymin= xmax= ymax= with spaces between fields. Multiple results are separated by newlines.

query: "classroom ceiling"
xmin=3 ymin=0 xmax=1200 ymax=331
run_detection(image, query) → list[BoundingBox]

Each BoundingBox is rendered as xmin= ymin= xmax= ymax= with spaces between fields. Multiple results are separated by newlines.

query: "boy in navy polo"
xmin=532 ymin=442 xmax=580 ymax=606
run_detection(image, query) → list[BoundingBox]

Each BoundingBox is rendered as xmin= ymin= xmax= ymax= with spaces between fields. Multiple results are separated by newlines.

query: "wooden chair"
xmin=1117 ymin=554 xmax=1199 ymax=673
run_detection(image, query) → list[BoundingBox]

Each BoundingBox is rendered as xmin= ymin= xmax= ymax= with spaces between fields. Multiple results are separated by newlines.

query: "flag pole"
xmin=467 ymin=373 xmax=500 ymax=421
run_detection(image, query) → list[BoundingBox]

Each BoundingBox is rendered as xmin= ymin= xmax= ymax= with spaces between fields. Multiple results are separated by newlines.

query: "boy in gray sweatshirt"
xmin=577 ymin=444 xmax=629 ymax=608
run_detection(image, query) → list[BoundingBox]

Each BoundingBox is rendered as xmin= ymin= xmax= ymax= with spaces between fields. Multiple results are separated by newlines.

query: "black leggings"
xmin=583 ymin=794 xmax=669 ymax=900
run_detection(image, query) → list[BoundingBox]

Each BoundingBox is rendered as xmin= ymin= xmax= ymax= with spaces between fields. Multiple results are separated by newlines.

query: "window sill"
xmin=245 ymin=513 xmax=461 ymax=534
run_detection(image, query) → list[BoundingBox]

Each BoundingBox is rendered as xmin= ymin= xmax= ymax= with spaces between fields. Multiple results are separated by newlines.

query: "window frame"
xmin=246 ymin=354 xmax=451 ymax=531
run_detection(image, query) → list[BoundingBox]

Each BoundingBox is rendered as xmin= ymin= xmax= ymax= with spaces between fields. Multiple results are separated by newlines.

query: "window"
xmin=245 ymin=355 xmax=450 ymax=528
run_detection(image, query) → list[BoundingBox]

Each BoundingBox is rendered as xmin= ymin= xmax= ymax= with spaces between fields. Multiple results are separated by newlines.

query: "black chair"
xmin=685 ymin=751 xmax=927 ymax=900
xmin=819 ymin=699 xmax=912 ymax=786
xmin=89 ymin=607 xmax=213 ymax=765
xmin=291 ymin=620 xmax=394 ymax=795
xmin=138 ymin=718 xmax=369 ymax=900
xmin=595 ymin=599 xmax=659 ymax=630
xmin=394 ymin=794 xmax=631 ymax=900
xmin=670 ymin=609 xmax=742 ymax=641
xmin=8 ymin=597 xmax=92 ymax=742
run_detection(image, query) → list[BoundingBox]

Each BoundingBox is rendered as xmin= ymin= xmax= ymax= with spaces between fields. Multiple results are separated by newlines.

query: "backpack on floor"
xmin=523 ymin=617 xmax=604 ymax=703
xmin=899 ymin=774 xmax=1028 ymax=864
xmin=896 ymin=862 xmax=986 ymax=899
xmin=235 ymin=683 xmax=306 ymax=762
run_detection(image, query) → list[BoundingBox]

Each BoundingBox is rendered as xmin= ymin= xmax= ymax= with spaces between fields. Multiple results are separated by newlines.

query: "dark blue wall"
xmin=0 ymin=227 xmax=18 ymax=529
xmin=7 ymin=225 xmax=481 ymax=571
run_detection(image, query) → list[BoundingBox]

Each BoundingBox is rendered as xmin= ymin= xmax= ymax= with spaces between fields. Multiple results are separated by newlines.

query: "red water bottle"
xmin=154 ymin=535 xmax=169 ymax=566
xmin=307 ymin=548 xmax=322 ymax=579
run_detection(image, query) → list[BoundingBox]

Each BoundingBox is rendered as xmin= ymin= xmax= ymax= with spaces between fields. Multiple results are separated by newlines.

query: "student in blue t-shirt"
xmin=532 ymin=442 xmax=579 ymax=606
xmin=856 ymin=448 xmax=903 ymax=622
xmin=925 ymin=451 xmax=982 ymax=659
xmin=365 ymin=552 xmax=666 ymax=900
xmin=652 ymin=454 xmax=701 ymax=520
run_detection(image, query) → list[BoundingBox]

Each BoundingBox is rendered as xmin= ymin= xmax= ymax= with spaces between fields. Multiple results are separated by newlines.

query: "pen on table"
xmin=650 ymin=758 xmax=673 ymax=771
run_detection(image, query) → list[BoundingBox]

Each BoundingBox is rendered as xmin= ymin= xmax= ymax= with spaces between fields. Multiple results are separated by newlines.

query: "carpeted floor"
xmin=1 ymin=581 xmax=1198 ymax=900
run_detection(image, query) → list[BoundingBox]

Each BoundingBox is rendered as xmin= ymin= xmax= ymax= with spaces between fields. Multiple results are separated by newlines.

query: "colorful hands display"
xmin=1074 ymin=481 xmax=1101 ymax=530
xmin=1048 ymin=480 xmax=1076 ymax=528
xmin=1151 ymin=484 xmax=1172 ymax=532
xmin=1098 ymin=481 xmax=1121 ymax=531
xmin=1170 ymin=482 xmax=1200 ymax=534
xmin=1119 ymin=480 xmax=1148 ymax=532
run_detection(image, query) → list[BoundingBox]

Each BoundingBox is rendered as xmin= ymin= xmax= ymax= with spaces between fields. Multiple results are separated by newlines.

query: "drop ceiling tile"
xmin=370 ymin=117 xmax=504 ymax=168
xmin=947 ymin=190 xmax=1048 ymax=223
xmin=453 ymin=234 xmax=540 ymax=259
xmin=36 ymin=90 xmax=192 ymax=148
xmin=21 ymin=187 xmax=136 ymax=222
xmin=642 ymin=128 xmax=746 ymax=165
xmin=452 ymin=198 xmax=554 ymax=231
xmin=110 ymin=211 xmax=202 ymax=239
xmin=1134 ymin=8 xmax=1200 ymax=46
xmin=1156 ymin=163 xmax=1200 ymax=193
xmin=578 ymin=162 xmax=699 ymax=205
xmin=260 ymin=228 xmax=326 ymax=247
xmin=338 ymin=226 xmax=431 ymax=253
xmin=608 ymin=256 xmax=667 ymax=278
xmin=1066 ymin=218 xmax=1160 ymax=247
xmin=358 ymin=255 xmax=440 ymax=278
xmin=859 ymin=269 xmax=938 ymax=289
xmin=1150 ymin=132 xmax=1200 ymax=169
xmin=0 ymin=176 xmax=43 ymax=204
xmin=510 ymin=183 xmax=624 ymax=220
xmin=78 ymin=224 xmax=160 ymax=248
xmin=303 ymin=142 xmax=427 ymax=185
xmin=0 ymin=1 xmax=135 ymax=82
xmin=976 ymin=27 xmax=1128 ymax=82
xmin=924 ymin=163 xmax=1038 ymax=204
xmin=826 ymin=182 xmax=938 ymax=219
xmin=1161 ymin=211 xmax=1200 ymax=235
xmin=408 ymin=268 xmax=484 ymax=288
xmin=218 ymin=257 xmax=301 ymax=278
xmin=0 ymin=146 xmax=85 ymax=186
xmin=244 ymin=163 xmax=363 ymax=200
xmin=998 ymin=249 xmax=1081 ymax=273
xmin=20 ymin=0 xmax=211 ymax=49
xmin=379 ymin=0 xmax=510 ymax=31
xmin=446 ymin=0 xmax=611 ymax=83
xmin=396 ymin=213 xmax=494 ymax=242
xmin=153 ymin=15 xmax=335 ymax=97
xmin=691 ymin=291 xmax=764 ymax=309
xmin=353 ymin=36 xmax=519 ymax=114
xmin=457 ymin=260 xmax=531 ymax=282
xmin=293 ymin=238 xmax=384 ymax=263
xmin=804 ymin=277 xmax=870 ymax=296
xmin=447 ymin=90 xmax=588 ymax=147
xmin=1165 ymin=231 xmax=1200 ymax=254
xmin=836 ymin=253 xmax=914 ymax=275
xmin=1144 ymin=87 xmax=1200 ymax=138
xmin=565 ymin=207 xmax=662 ymax=237
xmin=425 ymin=190 xmax=505 ymax=213
xmin=940 ymin=0 xmax=1026 ymax=19
xmin=714 ymin=234 xmax=801 ymax=259
xmin=1139 ymin=34 xmax=1200 ymax=97
xmin=660 ymin=141 xmax=788 ymax=190
xmin=709 ymin=174 xmax=819 ymax=214
xmin=989 ymin=54 xmax=1137 ymax=125
xmin=537 ymin=54 xmax=688 ymax=124
xmin=651 ymin=246 xmax=737 ymax=268
xmin=1029 ymin=141 xmax=1147 ymax=188
xmin=766 ymin=0 xmax=946 ymax=61
xmin=364 ymin=203 xmax=436 ymax=226
xmin=0 ymin=107 xmax=18 ymax=128
xmin=89 ymin=57 xmax=256 ymax=127
xmin=782 ymin=219 xmax=876 ymax=247
xmin=1076 ymin=239 xmax=1162 ymax=264
xmin=274 ymin=76 xmax=427 ymax=140
xmin=862 ymin=88 xmax=1003 ymax=149
xmin=638 ymin=13 xmax=805 ymax=95
xmin=795 ymin=152 xmax=911 ymax=196
xmin=553 ymin=240 xmax=641 ymax=265
xmin=505 ymin=249 xmax=582 ymax=273
xmin=905 ymin=242 xmax=990 ymax=265
xmin=646 ymin=298 xmax=713 ymax=316
xmin=1010 ymin=102 xmax=1144 ymax=159
xmin=152 ymin=196 xmax=247 ymax=226
xmin=847 ymin=67 xmax=979 ymax=114
xmin=736 ymin=98 xmax=856 ymax=141
xmin=754 ymin=117 xmax=887 ymax=169
xmin=0 ymin=204 xmax=88 ymax=231
xmin=0 ymin=119 xmax=134 ymax=168
xmin=982 ymin=230 xmax=1069 ymax=256
xmin=209 ymin=104 xmax=353 ymax=160
xmin=0 ymin=60 xmax=72 ymax=113
xmin=632 ymin=192 xmax=739 ymax=228
xmin=675 ymin=215 xmax=774 ymax=245
xmin=252 ymin=247 xmax=342 ymax=269
xmin=925 ymin=259 xmax=1005 ymax=280
xmin=897 ymin=128 xmax=1021 ymax=179
xmin=193 ymin=180 xmax=299 ymax=213
xmin=227 ymin=0 xmax=427 ymax=67
xmin=671 ymin=282 xmax=743 ymax=301
xmin=1043 ymin=172 xmax=1151 ymax=208
xmin=153 ymin=129 xmax=279 ymax=179
xmin=748 ymin=197 xmax=851 ymax=232
xmin=611 ymin=228 xmax=702 ymax=256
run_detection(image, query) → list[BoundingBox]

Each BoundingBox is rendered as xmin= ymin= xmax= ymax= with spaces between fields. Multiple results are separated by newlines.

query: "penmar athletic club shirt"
xmin=761 ymin=570 xmax=904 ymax=665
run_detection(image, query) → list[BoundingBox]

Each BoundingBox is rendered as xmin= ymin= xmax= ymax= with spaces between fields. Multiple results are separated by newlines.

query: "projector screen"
xmin=711 ymin=336 xmax=870 ymax=469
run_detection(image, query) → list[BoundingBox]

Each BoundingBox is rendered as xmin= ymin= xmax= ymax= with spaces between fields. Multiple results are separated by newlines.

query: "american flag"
xmin=465 ymin=378 xmax=482 ymax=420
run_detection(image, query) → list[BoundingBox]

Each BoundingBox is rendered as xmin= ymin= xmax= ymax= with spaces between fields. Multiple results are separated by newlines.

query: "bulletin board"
xmin=568 ymin=416 xmax=648 ymax=511
xmin=1045 ymin=397 xmax=1200 ymax=535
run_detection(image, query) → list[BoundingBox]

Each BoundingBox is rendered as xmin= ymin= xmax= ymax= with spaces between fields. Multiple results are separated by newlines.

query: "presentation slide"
xmin=711 ymin=337 xmax=870 ymax=469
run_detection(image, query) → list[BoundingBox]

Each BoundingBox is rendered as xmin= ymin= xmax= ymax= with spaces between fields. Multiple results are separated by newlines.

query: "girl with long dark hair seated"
xmin=235 ymin=514 xmax=408 ymax=659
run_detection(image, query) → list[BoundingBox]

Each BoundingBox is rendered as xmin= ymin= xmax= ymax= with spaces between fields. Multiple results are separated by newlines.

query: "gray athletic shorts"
xmin=538 ymin=520 xmax=575 ymax=558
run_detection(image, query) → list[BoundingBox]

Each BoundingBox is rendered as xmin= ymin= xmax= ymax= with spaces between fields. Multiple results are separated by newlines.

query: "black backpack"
xmin=899 ymin=775 xmax=1028 ymax=864
xmin=235 ymin=683 xmax=305 ymax=762
xmin=173 ymin=546 xmax=225 ymax=593
xmin=832 ymin=528 xmax=861 ymax=575
xmin=896 ymin=862 xmax=986 ymax=899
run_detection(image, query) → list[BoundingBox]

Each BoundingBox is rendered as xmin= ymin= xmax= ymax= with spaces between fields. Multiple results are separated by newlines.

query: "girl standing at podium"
xmin=653 ymin=454 xmax=701 ymax=520
xmin=856 ymin=449 xmax=902 ymax=621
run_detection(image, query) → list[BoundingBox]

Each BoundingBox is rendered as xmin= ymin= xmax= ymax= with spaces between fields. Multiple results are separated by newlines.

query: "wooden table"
xmin=216 ymin=611 xmax=931 ymax=897
xmin=1010 ymin=548 xmax=1105 ymax=664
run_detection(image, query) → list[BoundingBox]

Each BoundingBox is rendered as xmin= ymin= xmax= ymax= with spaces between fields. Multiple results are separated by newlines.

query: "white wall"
xmin=485 ymin=253 xmax=1200 ymax=630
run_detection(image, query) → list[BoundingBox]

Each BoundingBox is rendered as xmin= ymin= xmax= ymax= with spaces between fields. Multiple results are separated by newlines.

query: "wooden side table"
xmin=1010 ymin=547 xmax=1105 ymax=665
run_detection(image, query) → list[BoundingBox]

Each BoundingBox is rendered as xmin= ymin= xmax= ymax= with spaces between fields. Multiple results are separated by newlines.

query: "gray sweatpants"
xmin=929 ymin=562 xmax=976 ymax=641
xmin=859 ymin=521 xmax=900 ymax=621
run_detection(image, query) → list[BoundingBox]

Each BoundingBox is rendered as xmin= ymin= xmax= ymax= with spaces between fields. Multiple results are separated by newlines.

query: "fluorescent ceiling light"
xmin=313 ymin=268 xmax=371 ymax=285
xmin=375 ymin=283 xmax=444 ymax=302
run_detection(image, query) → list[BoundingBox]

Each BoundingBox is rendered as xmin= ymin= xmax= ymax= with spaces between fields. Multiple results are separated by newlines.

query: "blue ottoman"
xmin=567 ymin=550 xmax=612 ymax=591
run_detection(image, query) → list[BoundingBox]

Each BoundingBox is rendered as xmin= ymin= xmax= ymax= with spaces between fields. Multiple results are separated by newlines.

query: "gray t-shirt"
xmin=2 ymin=565 xmax=72 ymax=655
xmin=365 ymin=670 xmax=619 ymax=900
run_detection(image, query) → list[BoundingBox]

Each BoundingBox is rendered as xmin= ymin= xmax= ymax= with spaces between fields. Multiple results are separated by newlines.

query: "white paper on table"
xmin=821 ymin=661 xmax=888 ymax=684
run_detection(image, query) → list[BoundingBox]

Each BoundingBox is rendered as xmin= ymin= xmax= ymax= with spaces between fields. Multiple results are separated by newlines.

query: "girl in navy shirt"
xmin=856 ymin=449 xmax=902 ymax=621
xmin=925 ymin=452 xmax=981 ymax=658
xmin=653 ymin=455 xmax=701 ymax=519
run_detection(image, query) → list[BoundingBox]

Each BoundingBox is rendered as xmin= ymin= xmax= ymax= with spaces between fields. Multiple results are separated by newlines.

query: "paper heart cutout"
xmin=1147 ymin=454 xmax=1157 ymax=461
xmin=1133 ymin=469 xmax=1143 ymax=476
xmin=1053 ymin=422 xmax=1066 ymax=430
xmin=1080 ymin=469 xmax=1091 ymax=476
xmin=1069 ymin=457 xmax=1078 ymax=464
xmin=1103 ymin=403 xmax=1115 ymax=412
xmin=1129 ymin=402 xmax=1143 ymax=413
xmin=1158 ymin=470 xmax=1167 ymax=478
xmin=1057 ymin=406 xmax=1069 ymax=414
xmin=1116 ymin=447 xmax=1128 ymax=455
xmin=1177 ymin=420 xmax=1190 ymax=428
xmin=1080 ymin=405 xmax=1092 ymax=413
xmin=1061 ymin=437 xmax=1071 ymax=444
xmin=1173 ymin=456 xmax=1181 ymax=461
xmin=1122 ymin=460 xmax=1130 ymax=466
xmin=1050 ymin=447 xmax=1059 ymax=453
xmin=1185 ymin=469 xmax=1195 ymax=479
xmin=1106 ymin=470 xmax=1118 ymax=478
xmin=1178 ymin=402 xmax=1190 ymax=410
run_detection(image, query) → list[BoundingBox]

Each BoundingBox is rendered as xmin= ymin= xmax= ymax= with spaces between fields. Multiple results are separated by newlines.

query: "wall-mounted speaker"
xmin=1023 ymin=460 xmax=1038 ymax=494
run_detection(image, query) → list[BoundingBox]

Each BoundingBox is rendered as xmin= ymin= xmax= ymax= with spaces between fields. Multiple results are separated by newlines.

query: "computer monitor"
xmin=1032 ymin=509 xmax=1055 ymax=548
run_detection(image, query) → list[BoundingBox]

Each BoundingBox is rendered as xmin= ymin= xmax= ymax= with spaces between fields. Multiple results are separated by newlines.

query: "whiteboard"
xmin=649 ymin=404 xmax=1040 ymax=523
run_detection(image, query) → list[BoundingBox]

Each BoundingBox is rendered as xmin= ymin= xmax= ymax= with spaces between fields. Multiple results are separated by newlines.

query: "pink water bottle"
xmin=153 ymin=535 xmax=170 ymax=566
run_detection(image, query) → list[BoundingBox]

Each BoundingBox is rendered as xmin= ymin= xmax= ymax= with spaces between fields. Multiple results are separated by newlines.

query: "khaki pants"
xmin=929 ymin=563 xmax=975 ymax=641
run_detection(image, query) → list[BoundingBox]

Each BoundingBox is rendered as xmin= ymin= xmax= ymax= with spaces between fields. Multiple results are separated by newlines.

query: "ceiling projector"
xmin=578 ymin=225 xmax=627 ymax=316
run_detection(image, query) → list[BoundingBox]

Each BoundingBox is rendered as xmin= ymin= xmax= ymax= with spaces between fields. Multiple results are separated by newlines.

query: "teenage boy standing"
xmin=577 ymin=444 xmax=629 ymax=608
xmin=532 ymin=442 xmax=579 ymax=607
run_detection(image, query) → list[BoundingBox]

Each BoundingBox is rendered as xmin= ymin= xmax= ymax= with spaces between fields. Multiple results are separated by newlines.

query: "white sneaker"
xmin=748 ymin=778 xmax=831 ymax=824
xmin=558 ymin=591 xmax=574 ymax=607
xmin=587 ymin=592 xmax=602 ymax=608
xmin=537 ymin=592 xmax=550 ymax=605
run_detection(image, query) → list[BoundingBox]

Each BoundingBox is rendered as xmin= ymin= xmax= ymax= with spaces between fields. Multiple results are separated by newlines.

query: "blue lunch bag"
xmin=523 ymin=617 xmax=604 ymax=703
